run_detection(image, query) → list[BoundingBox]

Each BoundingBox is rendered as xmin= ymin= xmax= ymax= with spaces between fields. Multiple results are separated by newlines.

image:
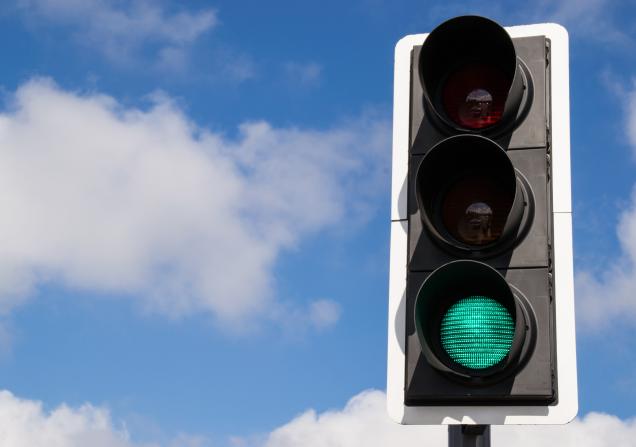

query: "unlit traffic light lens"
xmin=440 ymin=173 xmax=515 ymax=246
xmin=442 ymin=64 xmax=510 ymax=129
xmin=416 ymin=135 xmax=523 ymax=252
xmin=440 ymin=296 xmax=515 ymax=370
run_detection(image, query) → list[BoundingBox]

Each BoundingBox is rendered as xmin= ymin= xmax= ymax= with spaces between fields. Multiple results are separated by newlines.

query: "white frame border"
xmin=387 ymin=23 xmax=578 ymax=425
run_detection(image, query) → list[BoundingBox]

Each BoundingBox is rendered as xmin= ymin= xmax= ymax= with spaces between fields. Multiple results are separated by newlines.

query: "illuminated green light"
xmin=440 ymin=296 xmax=514 ymax=370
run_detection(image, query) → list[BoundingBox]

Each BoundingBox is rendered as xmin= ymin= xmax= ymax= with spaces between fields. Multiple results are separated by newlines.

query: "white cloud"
xmin=308 ymin=299 xmax=341 ymax=330
xmin=284 ymin=62 xmax=323 ymax=86
xmin=267 ymin=298 xmax=343 ymax=337
xmin=575 ymin=186 xmax=636 ymax=330
xmin=255 ymin=389 xmax=636 ymax=447
xmin=0 ymin=390 xmax=133 ymax=447
xmin=575 ymin=78 xmax=636 ymax=331
xmin=626 ymin=79 xmax=636 ymax=152
xmin=220 ymin=54 xmax=256 ymax=83
xmin=3 ymin=387 xmax=636 ymax=447
xmin=0 ymin=390 xmax=217 ymax=446
xmin=263 ymin=390 xmax=444 ymax=447
xmin=166 ymin=434 xmax=211 ymax=447
xmin=156 ymin=46 xmax=190 ymax=74
xmin=526 ymin=0 xmax=631 ymax=46
xmin=16 ymin=0 xmax=217 ymax=65
xmin=537 ymin=0 xmax=606 ymax=22
xmin=0 ymin=78 xmax=389 ymax=329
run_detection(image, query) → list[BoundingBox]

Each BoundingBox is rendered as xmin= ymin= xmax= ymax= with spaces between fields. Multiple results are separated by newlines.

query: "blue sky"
xmin=0 ymin=0 xmax=634 ymax=446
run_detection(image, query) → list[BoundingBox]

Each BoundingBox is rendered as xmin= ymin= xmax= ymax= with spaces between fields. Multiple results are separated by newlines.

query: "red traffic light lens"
xmin=442 ymin=64 xmax=510 ymax=130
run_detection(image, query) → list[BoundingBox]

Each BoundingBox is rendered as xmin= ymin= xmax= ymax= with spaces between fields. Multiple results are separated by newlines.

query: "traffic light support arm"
xmin=448 ymin=425 xmax=491 ymax=447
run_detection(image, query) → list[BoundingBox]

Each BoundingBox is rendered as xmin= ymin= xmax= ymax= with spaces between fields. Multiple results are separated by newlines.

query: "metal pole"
xmin=448 ymin=425 xmax=491 ymax=447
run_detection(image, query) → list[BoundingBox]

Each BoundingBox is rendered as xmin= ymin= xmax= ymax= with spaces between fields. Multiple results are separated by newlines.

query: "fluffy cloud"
xmin=16 ymin=0 xmax=217 ymax=65
xmin=0 ymin=79 xmax=389 ymax=328
xmin=258 ymin=389 xmax=636 ymax=447
xmin=575 ymin=201 xmax=636 ymax=331
xmin=263 ymin=390 xmax=444 ymax=447
xmin=0 ymin=390 xmax=133 ymax=447
xmin=575 ymin=79 xmax=636 ymax=330
xmin=0 ymin=390 xmax=216 ymax=446
xmin=3 ymin=388 xmax=636 ymax=447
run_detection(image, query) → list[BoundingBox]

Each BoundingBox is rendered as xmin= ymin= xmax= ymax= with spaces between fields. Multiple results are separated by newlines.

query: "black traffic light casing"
xmin=404 ymin=17 xmax=558 ymax=405
xmin=387 ymin=17 xmax=577 ymax=425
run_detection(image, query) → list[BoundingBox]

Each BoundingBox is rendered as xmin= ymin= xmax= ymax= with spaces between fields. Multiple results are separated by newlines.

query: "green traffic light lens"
xmin=440 ymin=296 xmax=514 ymax=370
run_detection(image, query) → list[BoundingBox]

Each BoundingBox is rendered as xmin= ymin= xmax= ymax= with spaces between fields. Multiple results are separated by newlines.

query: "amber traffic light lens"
xmin=440 ymin=174 xmax=514 ymax=246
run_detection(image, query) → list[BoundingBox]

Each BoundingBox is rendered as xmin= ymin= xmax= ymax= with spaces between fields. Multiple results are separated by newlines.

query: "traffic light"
xmin=386 ymin=16 xmax=577 ymax=424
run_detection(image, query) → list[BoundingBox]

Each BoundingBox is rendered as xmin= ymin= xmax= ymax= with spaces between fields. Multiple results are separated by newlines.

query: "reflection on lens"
xmin=458 ymin=201 xmax=493 ymax=245
xmin=462 ymin=89 xmax=493 ymax=125
xmin=441 ymin=175 xmax=514 ymax=246
xmin=442 ymin=64 xmax=510 ymax=129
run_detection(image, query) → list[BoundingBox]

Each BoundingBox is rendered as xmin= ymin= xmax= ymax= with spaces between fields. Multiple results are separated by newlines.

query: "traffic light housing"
xmin=387 ymin=17 xmax=577 ymax=424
